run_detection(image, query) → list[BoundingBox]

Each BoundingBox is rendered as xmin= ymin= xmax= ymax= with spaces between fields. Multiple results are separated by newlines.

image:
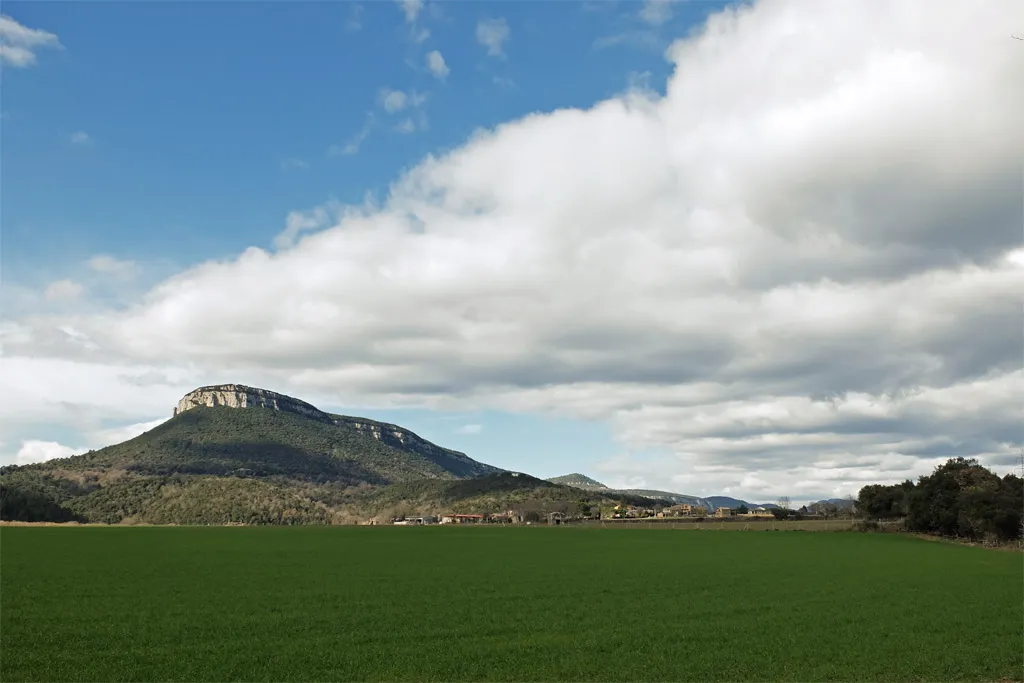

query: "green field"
xmin=1 ymin=528 xmax=1021 ymax=682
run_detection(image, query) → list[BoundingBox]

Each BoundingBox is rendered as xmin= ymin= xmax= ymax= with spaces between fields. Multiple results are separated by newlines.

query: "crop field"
xmin=2 ymin=528 xmax=1021 ymax=682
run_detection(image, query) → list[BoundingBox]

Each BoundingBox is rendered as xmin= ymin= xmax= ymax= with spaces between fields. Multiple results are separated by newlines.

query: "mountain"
xmin=810 ymin=498 xmax=856 ymax=510
xmin=705 ymin=496 xmax=779 ymax=510
xmin=619 ymin=489 xmax=712 ymax=508
xmin=0 ymin=384 xmax=505 ymax=525
xmin=547 ymin=473 xmax=714 ymax=509
xmin=546 ymin=473 xmax=609 ymax=490
xmin=357 ymin=472 xmax=662 ymax=520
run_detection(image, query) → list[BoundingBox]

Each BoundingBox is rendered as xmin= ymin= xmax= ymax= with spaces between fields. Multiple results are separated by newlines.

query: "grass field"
xmin=1 ymin=528 xmax=1021 ymax=682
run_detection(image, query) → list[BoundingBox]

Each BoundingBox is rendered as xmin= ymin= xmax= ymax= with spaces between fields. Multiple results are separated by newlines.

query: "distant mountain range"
xmin=546 ymin=474 xmax=789 ymax=511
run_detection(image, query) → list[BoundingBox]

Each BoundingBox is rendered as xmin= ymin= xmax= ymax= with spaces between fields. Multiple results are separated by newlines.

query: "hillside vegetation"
xmin=0 ymin=407 xmax=657 ymax=525
xmin=0 ymin=405 xmax=496 ymax=524
xmin=856 ymin=457 xmax=1023 ymax=543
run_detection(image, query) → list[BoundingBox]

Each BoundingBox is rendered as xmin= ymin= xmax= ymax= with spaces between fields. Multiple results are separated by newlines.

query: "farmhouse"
xmin=715 ymin=507 xmax=732 ymax=518
xmin=661 ymin=504 xmax=701 ymax=517
xmin=391 ymin=516 xmax=437 ymax=525
xmin=439 ymin=513 xmax=484 ymax=524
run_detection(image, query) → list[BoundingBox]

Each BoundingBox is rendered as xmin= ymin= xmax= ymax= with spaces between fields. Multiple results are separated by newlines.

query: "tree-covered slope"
xmin=0 ymin=401 xmax=507 ymax=525
xmin=25 ymin=406 xmax=494 ymax=485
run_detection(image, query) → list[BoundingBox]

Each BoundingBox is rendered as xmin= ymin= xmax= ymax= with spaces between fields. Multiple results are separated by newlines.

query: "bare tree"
xmin=777 ymin=496 xmax=791 ymax=510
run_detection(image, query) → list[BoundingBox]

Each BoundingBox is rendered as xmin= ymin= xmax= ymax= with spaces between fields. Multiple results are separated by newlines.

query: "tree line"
xmin=856 ymin=457 xmax=1023 ymax=543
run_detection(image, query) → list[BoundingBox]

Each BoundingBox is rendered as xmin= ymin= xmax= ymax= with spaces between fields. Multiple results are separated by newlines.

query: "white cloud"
xmin=625 ymin=70 xmax=653 ymax=93
xmin=0 ymin=14 xmax=61 ymax=68
xmin=476 ymin=17 xmax=510 ymax=58
xmin=329 ymin=115 xmax=375 ymax=157
xmin=15 ymin=440 xmax=79 ymax=465
xmin=69 ymin=131 xmax=93 ymax=146
xmin=6 ymin=417 xmax=167 ymax=466
xmin=593 ymin=30 xmax=660 ymax=51
xmin=426 ymin=50 xmax=449 ymax=80
xmin=274 ymin=203 xmax=340 ymax=250
xmin=411 ymin=27 xmax=430 ymax=44
xmin=380 ymin=88 xmax=426 ymax=113
xmin=44 ymin=280 xmax=83 ymax=301
xmin=4 ymin=0 xmax=1023 ymax=502
xmin=381 ymin=89 xmax=409 ymax=113
xmin=87 ymin=255 xmax=139 ymax=279
xmin=398 ymin=0 xmax=423 ymax=24
xmin=456 ymin=424 xmax=483 ymax=435
xmin=395 ymin=112 xmax=429 ymax=135
xmin=640 ymin=0 xmax=675 ymax=26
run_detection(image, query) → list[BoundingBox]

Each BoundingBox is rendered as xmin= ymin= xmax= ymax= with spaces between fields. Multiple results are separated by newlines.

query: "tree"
xmin=734 ymin=504 xmax=749 ymax=515
xmin=777 ymin=496 xmax=791 ymax=510
xmin=858 ymin=458 xmax=1023 ymax=543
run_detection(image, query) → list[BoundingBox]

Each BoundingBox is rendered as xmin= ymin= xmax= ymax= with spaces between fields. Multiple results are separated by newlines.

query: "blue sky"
xmin=2 ymin=0 xmax=726 ymax=488
xmin=2 ymin=0 xmax=1020 ymax=503
xmin=3 ymin=1 xmax=717 ymax=287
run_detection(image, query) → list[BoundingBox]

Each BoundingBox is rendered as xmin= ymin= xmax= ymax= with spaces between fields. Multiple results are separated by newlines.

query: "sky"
xmin=1 ymin=0 xmax=1022 ymax=505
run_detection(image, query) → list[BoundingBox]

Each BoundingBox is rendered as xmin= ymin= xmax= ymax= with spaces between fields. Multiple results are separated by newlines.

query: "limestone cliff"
xmin=331 ymin=415 xmax=499 ymax=478
xmin=171 ymin=384 xmax=504 ymax=479
xmin=173 ymin=384 xmax=328 ymax=421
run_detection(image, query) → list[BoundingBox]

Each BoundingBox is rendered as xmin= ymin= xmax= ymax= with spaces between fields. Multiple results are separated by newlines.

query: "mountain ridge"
xmin=546 ymin=474 xmax=792 ymax=511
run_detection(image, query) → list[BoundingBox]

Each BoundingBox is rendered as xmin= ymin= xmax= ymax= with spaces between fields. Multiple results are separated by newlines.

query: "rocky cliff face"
xmin=331 ymin=415 xmax=500 ymax=478
xmin=174 ymin=384 xmax=328 ymax=421
xmin=171 ymin=384 xmax=503 ymax=479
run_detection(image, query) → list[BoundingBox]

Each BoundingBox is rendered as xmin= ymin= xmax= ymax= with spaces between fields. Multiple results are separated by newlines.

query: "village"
xmin=388 ymin=503 xmax=782 ymax=525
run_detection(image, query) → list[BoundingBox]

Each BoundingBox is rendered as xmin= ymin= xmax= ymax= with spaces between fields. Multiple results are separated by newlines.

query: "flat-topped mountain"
xmin=1 ymin=384 xmax=509 ymax=524
xmin=174 ymin=384 xmax=327 ymax=421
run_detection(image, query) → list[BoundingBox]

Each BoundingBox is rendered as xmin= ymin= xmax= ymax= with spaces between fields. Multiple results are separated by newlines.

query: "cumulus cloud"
xmin=4 ymin=0 xmax=1023 ymax=501
xmin=0 ymin=14 xmax=61 ymax=67
xmin=44 ymin=280 xmax=83 ymax=301
xmin=476 ymin=18 xmax=510 ymax=58
xmin=7 ymin=417 xmax=167 ymax=466
xmin=426 ymin=50 xmax=449 ymax=80
xmin=15 ymin=440 xmax=78 ymax=465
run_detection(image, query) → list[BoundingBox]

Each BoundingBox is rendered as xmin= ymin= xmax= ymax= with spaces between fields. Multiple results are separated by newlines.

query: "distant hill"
xmin=546 ymin=473 xmax=609 ymax=490
xmin=547 ymin=474 xmax=714 ymax=509
xmin=619 ymin=489 xmax=711 ymax=508
xmin=705 ymin=496 xmax=779 ymax=510
xmin=356 ymin=472 xmax=663 ymax=520
xmin=0 ymin=384 xmax=504 ymax=525
xmin=810 ymin=498 xmax=856 ymax=510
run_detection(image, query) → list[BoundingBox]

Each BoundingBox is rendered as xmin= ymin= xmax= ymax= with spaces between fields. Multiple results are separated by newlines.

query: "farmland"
xmin=1 ymin=528 xmax=1021 ymax=682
